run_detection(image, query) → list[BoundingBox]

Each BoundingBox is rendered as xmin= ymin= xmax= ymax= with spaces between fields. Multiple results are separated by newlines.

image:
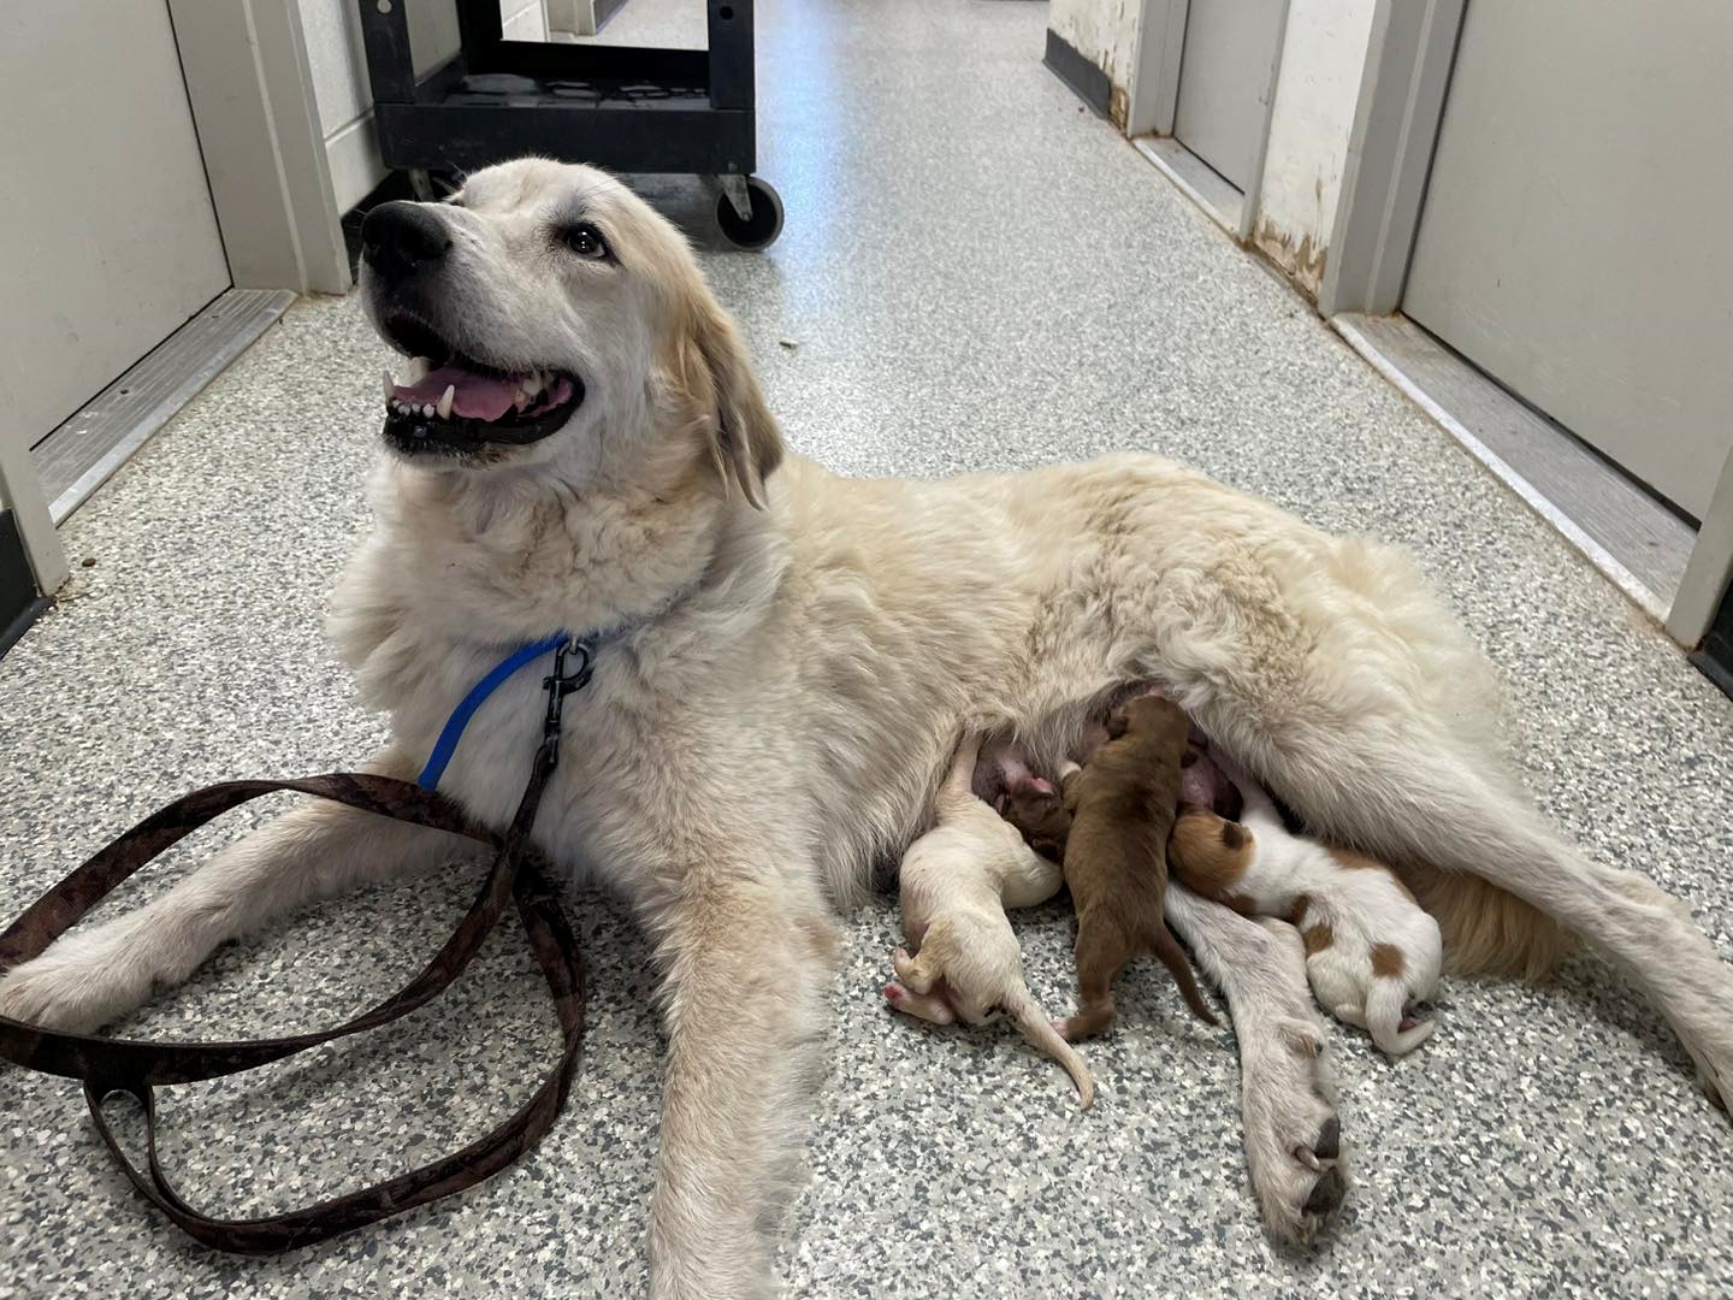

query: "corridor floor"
xmin=3 ymin=2 xmax=1732 ymax=1295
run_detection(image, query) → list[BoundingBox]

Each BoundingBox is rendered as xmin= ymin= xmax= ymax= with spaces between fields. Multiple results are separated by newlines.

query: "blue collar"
xmin=415 ymin=582 xmax=698 ymax=792
xmin=417 ymin=632 xmax=586 ymax=791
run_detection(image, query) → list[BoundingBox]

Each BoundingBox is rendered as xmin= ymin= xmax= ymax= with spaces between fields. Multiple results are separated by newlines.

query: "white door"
xmin=0 ymin=1 xmax=230 ymax=463
xmin=1403 ymin=0 xmax=1733 ymax=520
xmin=1172 ymin=0 xmax=1286 ymax=192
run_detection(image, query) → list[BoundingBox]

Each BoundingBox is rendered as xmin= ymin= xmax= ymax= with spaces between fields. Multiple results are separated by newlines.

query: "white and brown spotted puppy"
xmin=887 ymin=734 xmax=1095 ymax=1107
xmin=1168 ymin=761 xmax=1443 ymax=1057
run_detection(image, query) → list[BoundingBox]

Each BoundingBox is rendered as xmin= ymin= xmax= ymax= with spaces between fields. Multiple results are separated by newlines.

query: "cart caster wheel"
xmin=716 ymin=177 xmax=784 ymax=250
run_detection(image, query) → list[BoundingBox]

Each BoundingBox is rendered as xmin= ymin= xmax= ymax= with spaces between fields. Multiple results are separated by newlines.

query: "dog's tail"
xmin=1398 ymin=864 xmax=1576 ymax=982
xmin=1366 ymin=977 xmax=1434 ymax=1056
xmin=1005 ymin=989 xmax=1095 ymax=1109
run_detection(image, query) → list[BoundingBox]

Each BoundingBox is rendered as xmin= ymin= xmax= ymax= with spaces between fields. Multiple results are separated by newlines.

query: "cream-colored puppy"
xmin=885 ymin=735 xmax=1094 ymax=1107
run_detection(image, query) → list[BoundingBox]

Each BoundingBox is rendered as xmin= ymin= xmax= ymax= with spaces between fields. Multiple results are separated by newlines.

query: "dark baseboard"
xmin=0 ymin=509 xmax=47 ymax=659
xmin=0 ymin=596 xmax=49 ymax=660
xmin=1690 ymin=587 xmax=1733 ymax=701
xmin=1044 ymin=29 xmax=1111 ymax=120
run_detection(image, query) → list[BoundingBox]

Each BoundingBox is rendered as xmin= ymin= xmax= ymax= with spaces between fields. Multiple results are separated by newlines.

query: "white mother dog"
xmin=3 ymin=160 xmax=1729 ymax=1296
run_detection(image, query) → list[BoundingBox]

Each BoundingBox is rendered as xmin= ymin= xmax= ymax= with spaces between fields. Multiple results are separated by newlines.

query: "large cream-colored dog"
xmin=3 ymin=160 xmax=1730 ymax=1296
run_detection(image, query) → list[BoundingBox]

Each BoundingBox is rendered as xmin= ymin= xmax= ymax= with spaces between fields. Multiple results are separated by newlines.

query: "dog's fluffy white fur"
xmin=4 ymin=160 xmax=1732 ymax=1295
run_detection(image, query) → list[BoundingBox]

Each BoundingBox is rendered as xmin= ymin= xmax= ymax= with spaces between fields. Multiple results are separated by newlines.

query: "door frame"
xmin=1317 ymin=0 xmax=1465 ymax=319
xmin=1671 ymin=448 xmax=1733 ymax=649
xmin=0 ymin=431 xmax=69 ymax=608
xmin=1128 ymin=0 xmax=1291 ymax=241
xmin=167 ymin=0 xmax=351 ymax=296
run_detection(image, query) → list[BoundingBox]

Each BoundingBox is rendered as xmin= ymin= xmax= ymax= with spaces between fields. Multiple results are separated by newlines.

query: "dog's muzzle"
xmin=361 ymin=202 xmax=585 ymax=459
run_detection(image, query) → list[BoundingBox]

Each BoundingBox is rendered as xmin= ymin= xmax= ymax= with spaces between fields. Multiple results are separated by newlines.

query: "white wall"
xmin=1049 ymin=0 xmax=1141 ymax=126
xmin=1250 ymin=0 xmax=1376 ymax=296
xmin=1049 ymin=0 xmax=1377 ymax=300
xmin=296 ymin=0 xmax=548 ymax=213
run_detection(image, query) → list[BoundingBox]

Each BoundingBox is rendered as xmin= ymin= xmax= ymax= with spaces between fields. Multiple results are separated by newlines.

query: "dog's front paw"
xmin=1241 ymin=1011 xmax=1346 ymax=1244
xmin=0 ymin=956 xmax=110 ymax=1034
xmin=0 ymin=922 xmax=156 ymax=1034
xmin=1676 ymin=1011 xmax=1733 ymax=1113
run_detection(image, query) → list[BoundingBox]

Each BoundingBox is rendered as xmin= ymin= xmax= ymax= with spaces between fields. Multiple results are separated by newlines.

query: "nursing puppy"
xmin=1052 ymin=695 xmax=1218 ymax=1039
xmin=885 ymin=735 xmax=1094 ymax=1106
xmin=1169 ymin=763 xmax=1443 ymax=1056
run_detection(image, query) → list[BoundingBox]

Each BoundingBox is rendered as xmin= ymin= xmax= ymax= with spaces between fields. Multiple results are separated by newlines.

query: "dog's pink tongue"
xmin=391 ymin=364 xmax=519 ymax=421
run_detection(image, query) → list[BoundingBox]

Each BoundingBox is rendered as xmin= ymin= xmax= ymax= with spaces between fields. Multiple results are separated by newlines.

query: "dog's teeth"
xmin=421 ymin=403 xmax=435 ymax=417
xmin=383 ymin=369 xmax=395 ymax=400
xmin=436 ymin=384 xmax=455 ymax=420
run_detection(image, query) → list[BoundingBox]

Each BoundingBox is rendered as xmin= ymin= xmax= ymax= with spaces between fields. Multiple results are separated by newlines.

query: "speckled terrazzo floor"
xmin=5 ymin=1 xmax=1733 ymax=1296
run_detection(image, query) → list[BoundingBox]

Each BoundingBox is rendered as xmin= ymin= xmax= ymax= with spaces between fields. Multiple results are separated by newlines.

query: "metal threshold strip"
xmin=1332 ymin=311 xmax=1697 ymax=626
xmin=31 ymin=289 xmax=295 ymax=524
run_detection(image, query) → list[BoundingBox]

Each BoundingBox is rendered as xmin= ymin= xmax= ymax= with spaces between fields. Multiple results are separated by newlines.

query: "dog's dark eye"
xmin=560 ymin=222 xmax=610 ymax=260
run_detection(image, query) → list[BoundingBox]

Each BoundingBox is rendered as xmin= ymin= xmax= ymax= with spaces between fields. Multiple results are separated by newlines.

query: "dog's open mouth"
xmin=379 ymin=312 xmax=583 ymax=455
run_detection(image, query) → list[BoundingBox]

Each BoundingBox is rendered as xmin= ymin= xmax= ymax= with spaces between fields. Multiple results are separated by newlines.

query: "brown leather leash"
xmin=0 ymin=635 xmax=596 ymax=1254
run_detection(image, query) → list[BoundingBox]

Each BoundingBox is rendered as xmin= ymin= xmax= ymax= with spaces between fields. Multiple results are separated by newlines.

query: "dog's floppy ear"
xmin=676 ymin=289 xmax=784 ymax=508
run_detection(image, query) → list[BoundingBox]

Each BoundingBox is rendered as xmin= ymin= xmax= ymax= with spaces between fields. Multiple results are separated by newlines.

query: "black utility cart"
xmin=356 ymin=0 xmax=782 ymax=249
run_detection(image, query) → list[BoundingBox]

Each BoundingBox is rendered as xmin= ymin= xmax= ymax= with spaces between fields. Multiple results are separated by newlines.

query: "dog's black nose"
xmin=361 ymin=201 xmax=452 ymax=281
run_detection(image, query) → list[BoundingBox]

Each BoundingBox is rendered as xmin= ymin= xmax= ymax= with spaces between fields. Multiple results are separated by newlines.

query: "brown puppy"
xmin=1018 ymin=695 xmax=1218 ymax=1038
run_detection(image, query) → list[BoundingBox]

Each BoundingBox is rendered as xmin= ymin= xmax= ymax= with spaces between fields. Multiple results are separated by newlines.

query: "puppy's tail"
xmin=1006 ymin=990 xmax=1095 ymax=1109
xmin=936 ymin=732 xmax=985 ymax=813
xmin=1366 ymin=978 xmax=1434 ymax=1056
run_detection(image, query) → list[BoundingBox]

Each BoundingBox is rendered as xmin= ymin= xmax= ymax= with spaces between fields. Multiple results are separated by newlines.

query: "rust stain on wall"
xmin=1254 ymin=217 xmax=1328 ymax=300
xmin=1109 ymin=84 xmax=1129 ymax=130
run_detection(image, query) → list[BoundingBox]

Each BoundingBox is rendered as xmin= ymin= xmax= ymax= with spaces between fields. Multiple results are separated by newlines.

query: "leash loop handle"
xmin=72 ymin=854 xmax=585 ymax=1254
xmin=0 ymin=637 xmax=592 ymax=1253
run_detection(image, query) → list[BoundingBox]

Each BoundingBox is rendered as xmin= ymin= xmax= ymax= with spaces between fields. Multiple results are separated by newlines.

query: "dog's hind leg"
xmin=1250 ymin=725 xmax=1733 ymax=1112
xmin=884 ymin=981 xmax=956 ymax=1024
xmin=892 ymin=943 xmax=942 ymax=995
xmin=0 ymin=747 xmax=472 ymax=1033
xmin=1166 ymin=885 xmax=1345 ymax=1244
xmin=1056 ymin=924 xmax=1130 ymax=1041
